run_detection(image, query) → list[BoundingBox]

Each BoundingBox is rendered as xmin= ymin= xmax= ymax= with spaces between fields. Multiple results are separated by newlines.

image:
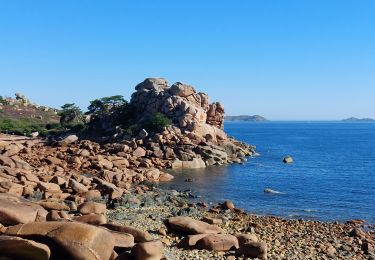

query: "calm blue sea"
xmin=162 ymin=122 xmax=375 ymax=224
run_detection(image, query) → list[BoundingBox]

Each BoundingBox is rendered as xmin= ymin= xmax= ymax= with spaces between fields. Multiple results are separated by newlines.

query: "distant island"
xmin=342 ymin=117 xmax=375 ymax=122
xmin=225 ymin=115 xmax=267 ymax=122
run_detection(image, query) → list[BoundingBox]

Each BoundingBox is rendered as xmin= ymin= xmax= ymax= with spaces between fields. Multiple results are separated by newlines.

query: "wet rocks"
xmin=171 ymin=158 xmax=206 ymax=169
xmin=221 ymin=200 xmax=235 ymax=210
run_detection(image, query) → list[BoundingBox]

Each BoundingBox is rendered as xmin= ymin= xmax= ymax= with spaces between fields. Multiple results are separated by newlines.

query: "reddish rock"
xmin=235 ymin=233 xmax=259 ymax=246
xmin=37 ymin=181 xmax=61 ymax=193
xmin=38 ymin=201 xmax=70 ymax=211
xmin=103 ymin=223 xmax=153 ymax=242
xmin=202 ymin=216 xmax=223 ymax=224
xmin=2 ymin=143 xmax=21 ymax=156
xmin=0 ymin=235 xmax=51 ymax=260
xmin=45 ymin=156 xmax=62 ymax=165
xmin=165 ymin=216 xmax=224 ymax=235
xmin=238 ymin=241 xmax=268 ymax=259
xmin=131 ymin=240 xmax=164 ymax=260
xmin=133 ymin=147 xmax=146 ymax=157
xmin=78 ymin=201 xmax=107 ymax=215
xmin=46 ymin=210 xmax=63 ymax=221
xmin=19 ymin=172 xmax=39 ymax=183
xmin=98 ymin=158 xmax=114 ymax=170
xmin=158 ymin=173 xmax=174 ymax=182
xmin=75 ymin=214 xmax=107 ymax=225
xmin=94 ymin=177 xmax=123 ymax=199
xmin=222 ymin=200 xmax=235 ymax=210
xmin=0 ymin=155 xmax=16 ymax=168
xmin=68 ymin=178 xmax=89 ymax=193
xmin=196 ymin=234 xmax=239 ymax=251
xmin=0 ymin=181 xmax=24 ymax=196
xmin=0 ymin=193 xmax=47 ymax=225
xmin=5 ymin=221 xmax=115 ymax=260
xmin=108 ymin=230 xmax=135 ymax=250
xmin=12 ymin=157 xmax=32 ymax=170
xmin=50 ymin=175 xmax=67 ymax=186
xmin=178 ymin=234 xmax=208 ymax=248
xmin=78 ymin=189 xmax=102 ymax=201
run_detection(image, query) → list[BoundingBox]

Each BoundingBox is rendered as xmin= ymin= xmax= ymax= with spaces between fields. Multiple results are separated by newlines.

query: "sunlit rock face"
xmin=130 ymin=78 xmax=226 ymax=142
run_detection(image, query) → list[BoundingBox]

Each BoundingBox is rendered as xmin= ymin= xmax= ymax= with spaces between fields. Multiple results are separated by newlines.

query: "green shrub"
xmin=146 ymin=112 xmax=172 ymax=133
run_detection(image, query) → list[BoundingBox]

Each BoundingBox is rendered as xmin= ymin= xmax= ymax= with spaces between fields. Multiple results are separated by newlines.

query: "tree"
xmin=87 ymin=95 xmax=127 ymax=116
xmin=59 ymin=103 xmax=84 ymax=127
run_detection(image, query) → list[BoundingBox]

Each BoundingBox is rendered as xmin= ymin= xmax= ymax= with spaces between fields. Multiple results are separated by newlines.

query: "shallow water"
xmin=161 ymin=122 xmax=375 ymax=224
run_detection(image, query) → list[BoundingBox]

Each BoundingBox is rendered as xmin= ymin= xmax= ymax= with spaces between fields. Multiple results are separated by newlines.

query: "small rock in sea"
xmin=221 ymin=200 xmax=235 ymax=210
xmin=185 ymin=178 xmax=193 ymax=182
xmin=283 ymin=156 xmax=293 ymax=163
xmin=264 ymin=188 xmax=284 ymax=194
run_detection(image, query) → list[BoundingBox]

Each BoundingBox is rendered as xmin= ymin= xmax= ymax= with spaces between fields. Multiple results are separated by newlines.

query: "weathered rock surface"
xmin=0 ymin=193 xmax=47 ymax=225
xmin=165 ymin=216 xmax=224 ymax=235
xmin=0 ymin=235 xmax=51 ymax=260
xmin=238 ymin=241 xmax=268 ymax=259
xmin=130 ymin=78 xmax=226 ymax=142
xmin=77 ymin=201 xmax=107 ymax=215
xmin=103 ymin=223 xmax=153 ymax=242
xmin=5 ymin=221 xmax=115 ymax=260
xmin=131 ymin=240 xmax=164 ymax=260
xmin=196 ymin=234 xmax=239 ymax=251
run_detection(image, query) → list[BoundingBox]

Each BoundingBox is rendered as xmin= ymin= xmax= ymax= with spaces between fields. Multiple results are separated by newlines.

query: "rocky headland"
xmin=0 ymin=79 xmax=374 ymax=259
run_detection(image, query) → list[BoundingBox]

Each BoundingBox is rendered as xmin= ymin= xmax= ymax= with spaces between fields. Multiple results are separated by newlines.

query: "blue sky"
xmin=0 ymin=0 xmax=374 ymax=120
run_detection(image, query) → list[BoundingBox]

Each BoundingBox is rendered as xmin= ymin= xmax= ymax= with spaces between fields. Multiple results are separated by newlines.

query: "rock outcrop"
xmin=130 ymin=78 xmax=226 ymax=142
xmin=127 ymin=78 xmax=255 ymax=168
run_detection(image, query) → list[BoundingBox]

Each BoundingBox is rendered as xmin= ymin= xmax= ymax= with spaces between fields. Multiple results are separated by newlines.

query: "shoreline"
xmin=106 ymin=185 xmax=374 ymax=259
xmin=1 ymin=133 xmax=374 ymax=259
xmin=162 ymin=166 xmax=375 ymax=227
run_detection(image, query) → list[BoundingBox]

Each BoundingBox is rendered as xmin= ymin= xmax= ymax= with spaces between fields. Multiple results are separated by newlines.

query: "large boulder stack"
xmin=130 ymin=78 xmax=226 ymax=142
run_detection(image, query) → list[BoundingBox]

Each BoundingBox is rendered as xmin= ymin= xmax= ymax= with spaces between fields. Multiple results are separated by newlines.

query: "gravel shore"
xmin=106 ymin=187 xmax=375 ymax=259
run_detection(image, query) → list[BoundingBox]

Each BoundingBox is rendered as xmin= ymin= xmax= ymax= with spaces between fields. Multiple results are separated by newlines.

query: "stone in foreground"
xmin=5 ymin=221 xmax=115 ymax=260
xmin=0 ymin=193 xmax=47 ymax=225
xmin=238 ymin=241 xmax=268 ymax=259
xmin=0 ymin=235 xmax=51 ymax=260
xmin=131 ymin=240 xmax=164 ymax=260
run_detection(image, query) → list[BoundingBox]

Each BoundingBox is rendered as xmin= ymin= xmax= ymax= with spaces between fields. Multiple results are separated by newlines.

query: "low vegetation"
xmin=0 ymin=94 xmax=172 ymax=137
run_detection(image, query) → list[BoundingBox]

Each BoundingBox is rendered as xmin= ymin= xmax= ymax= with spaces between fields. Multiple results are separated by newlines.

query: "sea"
xmin=161 ymin=121 xmax=375 ymax=224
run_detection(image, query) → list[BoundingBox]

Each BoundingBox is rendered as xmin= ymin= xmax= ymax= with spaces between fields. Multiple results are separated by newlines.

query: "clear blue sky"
xmin=0 ymin=1 xmax=374 ymax=120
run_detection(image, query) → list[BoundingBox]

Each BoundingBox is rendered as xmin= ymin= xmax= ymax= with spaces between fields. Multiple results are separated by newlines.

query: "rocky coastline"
xmin=0 ymin=79 xmax=374 ymax=259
